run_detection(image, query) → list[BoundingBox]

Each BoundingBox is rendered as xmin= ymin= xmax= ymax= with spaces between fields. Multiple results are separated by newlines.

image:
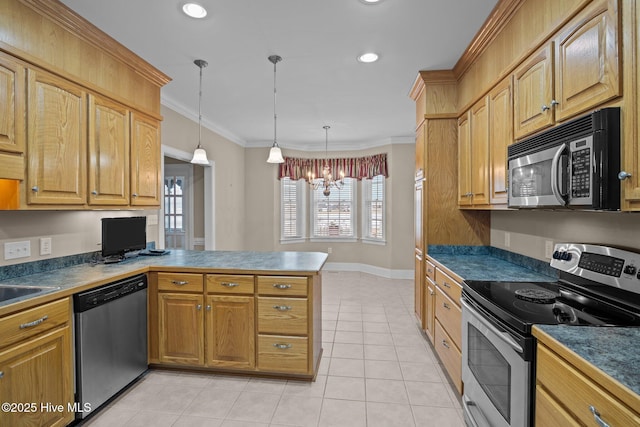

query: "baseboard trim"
xmin=323 ymin=262 xmax=413 ymax=279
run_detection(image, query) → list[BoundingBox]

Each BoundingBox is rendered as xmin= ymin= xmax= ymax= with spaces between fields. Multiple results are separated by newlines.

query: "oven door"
xmin=508 ymin=144 xmax=568 ymax=208
xmin=461 ymin=298 xmax=531 ymax=427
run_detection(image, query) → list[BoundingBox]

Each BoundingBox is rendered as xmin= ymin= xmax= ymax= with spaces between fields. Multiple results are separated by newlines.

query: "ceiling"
xmin=59 ymin=0 xmax=499 ymax=151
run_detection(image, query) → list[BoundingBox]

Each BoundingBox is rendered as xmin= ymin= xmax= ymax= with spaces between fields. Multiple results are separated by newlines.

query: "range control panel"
xmin=551 ymin=243 xmax=640 ymax=295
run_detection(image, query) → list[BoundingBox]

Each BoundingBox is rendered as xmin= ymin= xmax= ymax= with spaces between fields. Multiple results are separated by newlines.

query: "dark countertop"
xmin=0 ymin=250 xmax=328 ymax=312
xmin=535 ymin=324 xmax=640 ymax=397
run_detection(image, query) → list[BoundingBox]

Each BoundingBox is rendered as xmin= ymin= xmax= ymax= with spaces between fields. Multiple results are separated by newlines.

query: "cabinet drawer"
xmin=0 ymin=297 xmax=70 ymax=349
xmin=257 ymin=276 xmax=307 ymax=297
xmin=435 ymin=288 xmax=462 ymax=349
xmin=207 ymin=275 xmax=254 ymax=295
xmin=434 ymin=320 xmax=462 ymax=395
xmin=258 ymin=297 xmax=308 ymax=335
xmin=157 ymin=273 xmax=203 ymax=292
xmin=537 ymin=344 xmax=640 ymax=427
xmin=258 ymin=335 xmax=308 ymax=374
xmin=426 ymin=260 xmax=436 ymax=279
xmin=434 ymin=268 xmax=462 ymax=304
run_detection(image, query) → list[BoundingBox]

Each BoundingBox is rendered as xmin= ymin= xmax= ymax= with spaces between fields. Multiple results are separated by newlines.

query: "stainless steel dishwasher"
xmin=74 ymin=273 xmax=148 ymax=420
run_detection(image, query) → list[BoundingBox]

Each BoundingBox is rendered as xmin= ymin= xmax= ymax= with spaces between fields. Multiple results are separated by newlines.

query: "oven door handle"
xmin=550 ymin=143 xmax=568 ymax=206
xmin=461 ymin=298 xmax=524 ymax=355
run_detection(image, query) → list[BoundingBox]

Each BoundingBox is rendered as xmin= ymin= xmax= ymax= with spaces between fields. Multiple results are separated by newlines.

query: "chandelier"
xmin=307 ymin=125 xmax=344 ymax=196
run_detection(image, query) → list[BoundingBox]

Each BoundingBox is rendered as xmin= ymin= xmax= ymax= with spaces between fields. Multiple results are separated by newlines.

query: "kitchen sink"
xmin=0 ymin=285 xmax=60 ymax=304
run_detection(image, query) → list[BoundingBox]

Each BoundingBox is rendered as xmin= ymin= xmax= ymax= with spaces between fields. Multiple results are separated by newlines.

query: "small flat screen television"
xmin=101 ymin=216 xmax=147 ymax=259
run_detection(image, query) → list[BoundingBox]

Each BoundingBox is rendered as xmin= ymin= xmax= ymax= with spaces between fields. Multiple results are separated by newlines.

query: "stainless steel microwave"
xmin=507 ymin=108 xmax=620 ymax=210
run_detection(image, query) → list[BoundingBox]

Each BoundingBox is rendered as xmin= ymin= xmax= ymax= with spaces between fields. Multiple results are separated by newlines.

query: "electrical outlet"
xmin=40 ymin=237 xmax=52 ymax=255
xmin=4 ymin=241 xmax=31 ymax=260
xmin=504 ymin=232 xmax=511 ymax=248
xmin=545 ymin=240 xmax=554 ymax=259
xmin=327 ymin=247 xmax=332 ymax=254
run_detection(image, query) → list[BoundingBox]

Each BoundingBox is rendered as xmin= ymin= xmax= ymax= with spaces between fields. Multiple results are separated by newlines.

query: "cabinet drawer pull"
xmin=273 ymin=283 xmax=292 ymax=289
xmin=221 ymin=282 xmax=240 ymax=287
xmin=273 ymin=305 xmax=292 ymax=311
xmin=589 ymin=406 xmax=611 ymax=427
xmin=273 ymin=343 xmax=292 ymax=350
xmin=441 ymin=339 xmax=450 ymax=349
xmin=442 ymin=282 xmax=451 ymax=289
xmin=171 ymin=280 xmax=189 ymax=286
xmin=443 ymin=302 xmax=451 ymax=310
xmin=19 ymin=315 xmax=48 ymax=329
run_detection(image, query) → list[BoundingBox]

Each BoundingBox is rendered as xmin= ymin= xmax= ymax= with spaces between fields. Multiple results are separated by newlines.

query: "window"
xmin=363 ymin=175 xmax=385 ymax=242
xmin=311 ymin=178 xmax=356 ymax=239
xmin=281 ymin=178 xmax=305 ymax=240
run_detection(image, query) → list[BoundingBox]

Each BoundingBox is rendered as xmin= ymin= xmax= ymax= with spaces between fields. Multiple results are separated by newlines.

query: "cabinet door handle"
xmin=618 ymin=171 xmax=632 ymax=180
xmin=429 ymin=289 xmax=435 ymax=296
xmin=273 ymin=305 xmax=292 ymax=311
xmin=550 ymin=99 xmax=559 ymax=107
xmin=132 ymin=193 xmax=138 ymax=197
xmin=541 ymin=104 xmax=550 ymax=112
xmin=221 ymin=282 xmax=240 ymax=287
xmin=31 ymin=186 xmax=39 ymax=192
xmin=273 ymin=343 xmax=292 ymax=350
xmin=273 ymin=283 xmax=292 ymax=289
xmin=91 ymin=190 xmax=98 ymax=195
xmin=171 ymin=280 xmax=188 ymax=286
xmin=441 ymin=340 xmax=450 ymax=349
xmin=206 ymin=305 xmax=211 ymax=311
xmin=20 ymin=315 xmax=48 ymax=329
xmin=443 ymin=302 xmax=451 ymax=310
xmin=196 ymin=304 xmax=202 ymax=311
xmin=0 ymin=371 xmax=3 ymax=379
xmin=589 ymin=406 xmax=611 ymax=427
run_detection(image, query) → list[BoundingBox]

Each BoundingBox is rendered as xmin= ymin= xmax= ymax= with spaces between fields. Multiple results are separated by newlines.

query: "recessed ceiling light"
xmin=359 ymin=0 xmax=384 ymax=4
xmin=182 ymin=3 xmax=207 ymax=18
xmin=357 ymin=53 xmax=379 ymax=63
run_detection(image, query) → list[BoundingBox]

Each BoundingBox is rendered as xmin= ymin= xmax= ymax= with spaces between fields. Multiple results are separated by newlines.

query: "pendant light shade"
xmin=266 ymin=55 xmax=285 ymax=163
xmin=191 ymin=59 xmax=210 ymax=165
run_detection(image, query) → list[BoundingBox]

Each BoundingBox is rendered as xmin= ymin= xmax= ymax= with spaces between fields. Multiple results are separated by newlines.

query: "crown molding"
xmin=247 ymin=136 xmax=414 ymax=152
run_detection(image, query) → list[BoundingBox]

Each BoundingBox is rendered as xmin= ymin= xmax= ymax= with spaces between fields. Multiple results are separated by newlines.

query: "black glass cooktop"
xmin=463 ymin=280 xmax=640 ymax=334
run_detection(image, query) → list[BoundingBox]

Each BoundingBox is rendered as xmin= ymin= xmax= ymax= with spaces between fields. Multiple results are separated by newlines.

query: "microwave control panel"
xmin=570 ymin=137 xmax=592 ymax=199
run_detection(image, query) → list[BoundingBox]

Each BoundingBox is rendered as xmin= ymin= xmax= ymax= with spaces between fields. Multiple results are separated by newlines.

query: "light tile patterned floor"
xmin=85 ymin=271 xmax=465 ymax=427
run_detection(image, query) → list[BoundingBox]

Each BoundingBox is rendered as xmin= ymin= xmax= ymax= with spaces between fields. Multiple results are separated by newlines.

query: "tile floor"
xmin=85 ymin=271 xmax=464 ymax=427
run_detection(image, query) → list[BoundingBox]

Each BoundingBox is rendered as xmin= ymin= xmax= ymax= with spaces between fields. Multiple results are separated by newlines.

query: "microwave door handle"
xmin=550 ymin=144 xmax=568 ymax=206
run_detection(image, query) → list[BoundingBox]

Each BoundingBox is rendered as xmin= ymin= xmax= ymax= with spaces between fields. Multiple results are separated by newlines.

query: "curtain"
xmin=278 ymin=153 xmax=388 ymax=181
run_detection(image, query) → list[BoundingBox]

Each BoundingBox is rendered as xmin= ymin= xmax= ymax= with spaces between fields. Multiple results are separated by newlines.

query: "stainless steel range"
xmin=461 ymin=243 xmax=640 ymax=427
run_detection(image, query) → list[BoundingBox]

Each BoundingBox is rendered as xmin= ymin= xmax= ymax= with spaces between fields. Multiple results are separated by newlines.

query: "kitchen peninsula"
xmin=0 ymin=250 xmax=326 ymax=426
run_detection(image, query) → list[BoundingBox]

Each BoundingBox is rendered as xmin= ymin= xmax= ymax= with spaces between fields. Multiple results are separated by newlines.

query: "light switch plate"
xmin=40 ymin=237 xmax=52 ymax=255
xmin=4 ymin=241 xmax=31 ymax=260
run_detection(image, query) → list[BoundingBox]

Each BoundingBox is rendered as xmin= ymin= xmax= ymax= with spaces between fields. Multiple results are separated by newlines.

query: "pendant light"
xmin=266 ymin=55 xmax=285 ymax=163
xmin=190 ymin=59 xmax=209 ymax=165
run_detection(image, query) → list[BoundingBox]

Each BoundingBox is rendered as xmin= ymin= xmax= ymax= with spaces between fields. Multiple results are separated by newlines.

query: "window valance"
xmin=278 ymin=153 xmax=388 ymax=181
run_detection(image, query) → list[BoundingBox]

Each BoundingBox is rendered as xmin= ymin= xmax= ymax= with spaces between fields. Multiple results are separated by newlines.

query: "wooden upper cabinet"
xmin=0 ymin=53 xmax=25 ymax=180
xmin=469 ymin=97 xmax=490 ymax=206
xmin=554 ymin=0 xmax=620 ymax=121
xmin=27 ymin=69 xmax=87 ymax=205
xmin=415 ymin=123 xmax=425 ymax=180
xmin=130 ymin=112 xmax=161 ymax=206
xmin=88 ymin=94 xmax=130 ymax=205
xmin=457 ymin=111 xmax=472 ymax=206
xmin=488 ymin=77 xmax=513 ymax=205
xmin=513 ymin=44 xmax=555 ymax=139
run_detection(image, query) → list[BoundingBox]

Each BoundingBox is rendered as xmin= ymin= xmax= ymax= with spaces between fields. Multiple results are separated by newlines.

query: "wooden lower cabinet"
xmin=0 ymin=298 xmax=74 ymax=427
xmin=434 ymin=320 xmax=462 ymax=395
xmin=206 ymin=295 xmax=255 ymax=369
xmin=535 ymin=338 xmax=640 ymax=427
xmin=150 ymin=272 xmax=321 ymax=379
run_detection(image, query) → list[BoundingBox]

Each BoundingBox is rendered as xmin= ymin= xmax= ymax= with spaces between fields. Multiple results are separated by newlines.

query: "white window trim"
xmin=362 ymin=175 xmax=386 ymax=244
xmin=310 ymin=178 xmax=357 ymax=240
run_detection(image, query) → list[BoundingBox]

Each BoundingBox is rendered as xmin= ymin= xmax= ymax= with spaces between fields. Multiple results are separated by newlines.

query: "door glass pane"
xmin=467 ymin=324 xmax=511 ymax=423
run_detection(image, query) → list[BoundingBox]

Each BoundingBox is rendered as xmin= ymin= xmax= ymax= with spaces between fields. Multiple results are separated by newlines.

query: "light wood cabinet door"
xmin=470 ymin=96 xmax=490 ymax=206
xmin=488 ymin=77 xmax=512 ymax=205
xmin=0 ymin=326 xmax=74 ymax=427
xmin=554 ymin=0 xmax=620 ymax=121
xmin=130 ymin=112 xmax=161 ymax=206
xmin=457 ymin=111 xmax=472 ymax=206
xmin=158 ymin=293 xmax=204 ymax=365
xmin=415 ymin=123 xmax=425 ymax=180
xmin=206 ymin=295 xmax=255 ymax=369
xmin=88 ymin=94 xmax=130 ymax=205
xmin=513 ymin=44 xmax=554 ymax=139
xmin=414 ymin=250 xmax=424 ymax=327
xmin=0 ymin=53 xmax=25 ymax=180
xmin=424 ymin=277 xmax=436 ymax=345
xmin=27 ymin=69 xmax=87 ymax=205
